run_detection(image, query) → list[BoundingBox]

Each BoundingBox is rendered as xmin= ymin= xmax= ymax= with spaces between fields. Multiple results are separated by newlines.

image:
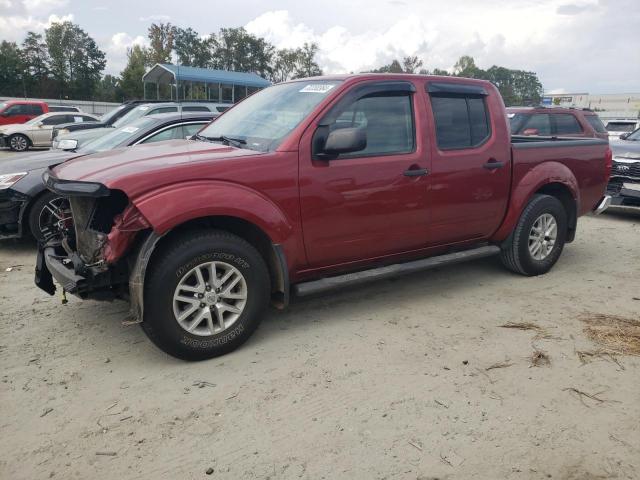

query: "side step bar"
xmin=293 ymin=245 xmax=501 ymax=297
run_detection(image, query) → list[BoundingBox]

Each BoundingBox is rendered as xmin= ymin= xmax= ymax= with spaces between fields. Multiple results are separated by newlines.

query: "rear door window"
xmin=430 ymin=94 xmax=491 ymax=149
xmin=29 ymin=104 xmax=44 ymax=115
xmin=553 ymin=114 xmax=582 ymax=134
xmin=41 ymin=115 xmax=69 ymax=125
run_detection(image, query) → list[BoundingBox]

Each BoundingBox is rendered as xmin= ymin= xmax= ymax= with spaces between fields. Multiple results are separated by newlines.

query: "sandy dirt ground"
xmin=1 ymin=201 xmax=639 ymax=479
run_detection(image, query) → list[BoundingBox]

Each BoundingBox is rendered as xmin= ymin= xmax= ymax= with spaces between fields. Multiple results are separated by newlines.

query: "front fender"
xmin=491 ymin=161 xmax=579 ymax=242
xmin=131 ymin=180 xmax=294 ymax=244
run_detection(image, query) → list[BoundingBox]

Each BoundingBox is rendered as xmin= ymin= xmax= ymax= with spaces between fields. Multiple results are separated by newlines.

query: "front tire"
xmin=500 ymin=194 xmax=567 ymax=276
xmin=9 ymin=134 xmax=30 ymax=152
xmin=27 ymin=192 xmax=68 ymax=242
xmin=142 ymin=230 xmax=270 ymax=360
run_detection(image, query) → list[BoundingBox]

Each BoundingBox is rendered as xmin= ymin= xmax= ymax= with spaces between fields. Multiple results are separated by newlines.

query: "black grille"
xmin=611 ymin=160 xmax=640 ymax=179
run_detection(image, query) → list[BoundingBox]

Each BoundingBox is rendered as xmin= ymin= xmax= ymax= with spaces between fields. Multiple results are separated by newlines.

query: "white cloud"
xmin=104 ymin=32 xmax=148 ymax=74
xmin=243 ymin=1 xmax=638 ymax=92
xmin=139 ymin=14 xmax=171 ymax=22
xmin=23 ymin=0 xmax=68 ymax=12
xmin=0 ymin=12 xmax=73 ymax=42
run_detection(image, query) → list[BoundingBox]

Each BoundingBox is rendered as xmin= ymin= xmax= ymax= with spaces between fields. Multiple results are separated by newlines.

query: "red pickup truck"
xmin=36 ymin=74 xmax=612 ymax=360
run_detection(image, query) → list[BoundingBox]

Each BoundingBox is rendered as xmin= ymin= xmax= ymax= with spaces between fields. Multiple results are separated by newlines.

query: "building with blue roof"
xmin=142 ymin=63 xmax=271 ymax=103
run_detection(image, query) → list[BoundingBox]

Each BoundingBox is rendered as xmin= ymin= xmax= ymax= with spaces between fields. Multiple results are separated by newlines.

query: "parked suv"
xmin=0 ymin=100 xmax=48 ymax=126
xmin=507 ymin=106 xmax=608 ymax=140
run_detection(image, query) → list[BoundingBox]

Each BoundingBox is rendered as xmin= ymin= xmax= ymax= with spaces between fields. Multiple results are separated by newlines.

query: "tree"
xmin=293 ymin=43 xmax=322 ymax=78
xmin=271 ymin=48 xmax=299 ymax=83
xmin=0 ymin=41 xmax=24 ymax=97
xmin=147 ymin=23 xmax=175 ymax=64
xmin=453 ymin=55 xmax=484 ymax=78
xmin=21 ymin=32 xmax=50 ymax=97
xmin=96 ymin=74 xmax=121 ymax=102
xmin=45 ymin=21 xmax=106 ymax=99
xmin=119 ymin=45 xmax=148 ymax=99
xmin=174 ymin=27 xmax=213 ymax=67
xmin=213 ymin=27 xmax=274 ymax=78
xmin=485 ymin=65 xmax=543 ymax=106
xmin=402 ymin=55 xmax=423 ymax=74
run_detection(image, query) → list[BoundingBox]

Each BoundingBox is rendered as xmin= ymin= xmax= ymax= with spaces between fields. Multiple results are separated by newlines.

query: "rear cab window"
xmin=552 ymin=114 xmax=583 ymax=135
xmin=585 ymin=115 xmax=607 ymax=133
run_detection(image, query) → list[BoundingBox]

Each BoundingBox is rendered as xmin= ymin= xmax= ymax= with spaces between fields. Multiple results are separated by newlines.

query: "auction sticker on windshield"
xmin=299 ymin=84 xmax=336 ymax=94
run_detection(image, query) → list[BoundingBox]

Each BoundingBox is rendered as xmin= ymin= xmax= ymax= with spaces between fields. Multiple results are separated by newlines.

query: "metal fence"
xmin=0 ymin=97 xmax=120 ymax=115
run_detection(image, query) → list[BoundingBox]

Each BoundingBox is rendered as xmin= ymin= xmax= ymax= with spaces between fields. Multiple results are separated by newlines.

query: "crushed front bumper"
xmin=35 ymin=242 xmax=128 ymax=298
xmin=607 ymin=178 xmax=640 ymax=209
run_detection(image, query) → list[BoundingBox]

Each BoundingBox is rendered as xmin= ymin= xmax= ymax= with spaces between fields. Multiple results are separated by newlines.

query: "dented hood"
xmin=52 ymin=139 xmax=263 ymax=198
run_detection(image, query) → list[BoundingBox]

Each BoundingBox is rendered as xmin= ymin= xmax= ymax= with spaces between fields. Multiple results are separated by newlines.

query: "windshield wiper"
xmin=207 ymin=135 xmax=247 ymax=148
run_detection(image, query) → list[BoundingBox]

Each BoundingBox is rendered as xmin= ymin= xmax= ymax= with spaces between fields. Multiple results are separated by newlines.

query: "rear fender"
xmin=132 ymin=180 xmax=294 ymax=244
xmin=491 ymin=161 xmax=579 ymax=243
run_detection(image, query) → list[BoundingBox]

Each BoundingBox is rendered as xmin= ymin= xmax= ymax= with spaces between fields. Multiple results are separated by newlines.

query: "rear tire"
xmin=500 ymin=194 xmax=567 ymax=276
xmin=142 ymin=230 xmax=270 ymax=360
xmin=9 ymin=134 xmax=30 ymax=152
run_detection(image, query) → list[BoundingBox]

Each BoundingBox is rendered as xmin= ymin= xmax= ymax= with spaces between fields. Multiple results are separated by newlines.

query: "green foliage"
xmin=0 ymin=41 xmax=24 ymax=97
xmin=212 ymin=27 xmax=275 ymax=79
xmin=120 ymin=45 xmax=149 ymax=100
xmin=174 ymin=27 xmax=213 ymax=67
xmin=147 ymin=23 xmax=175 ymax=65
xmin=367 ymin=55 xmax=543 ymax=106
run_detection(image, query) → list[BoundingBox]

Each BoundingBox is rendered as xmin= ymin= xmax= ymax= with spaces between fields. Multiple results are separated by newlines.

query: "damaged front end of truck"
xmin=35 ymin=169 xmax=152 ymax=312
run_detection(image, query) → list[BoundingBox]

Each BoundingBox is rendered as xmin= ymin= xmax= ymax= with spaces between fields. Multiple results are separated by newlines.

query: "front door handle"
xmin=483 ymin=159 xmax=504 ymax=170
xmin=403 ymin=167 xmax=429 ymax=177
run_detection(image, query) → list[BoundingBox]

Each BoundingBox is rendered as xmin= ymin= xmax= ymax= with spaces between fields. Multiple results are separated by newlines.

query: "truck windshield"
xmin=198 ymin=80 xmax=343 ymax=152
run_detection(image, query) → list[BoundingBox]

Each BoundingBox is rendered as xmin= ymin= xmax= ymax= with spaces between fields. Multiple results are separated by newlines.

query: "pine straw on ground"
xmin=580 ymin=313 xmax=640 ymax=356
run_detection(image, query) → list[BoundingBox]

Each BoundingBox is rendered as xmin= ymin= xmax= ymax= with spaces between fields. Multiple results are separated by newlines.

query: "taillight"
xmin=604 ymin=147 xmax=612 ymax=179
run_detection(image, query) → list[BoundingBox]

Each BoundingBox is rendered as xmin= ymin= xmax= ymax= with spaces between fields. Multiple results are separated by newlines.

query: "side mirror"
xmin=522 ymin=128 xmax=539 ymax=136
xmin=619 ymin=132 xmax=629 ymax=140
xmin=323 ymin=128 xmax=367 ymax=155
xmin=57 ymin=139 xmax=78 ymax=150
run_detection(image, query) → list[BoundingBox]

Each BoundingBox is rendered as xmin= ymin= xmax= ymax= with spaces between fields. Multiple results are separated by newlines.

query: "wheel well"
xmin=21 ymin=189 xmax=50 ymax=233
xmin=535 ymin=183 xmax=577 ymax=242
xmin=151 ymin=216 xmax=287 ymax=306
xmin=10 ymin=133 xmax=32 ymax=145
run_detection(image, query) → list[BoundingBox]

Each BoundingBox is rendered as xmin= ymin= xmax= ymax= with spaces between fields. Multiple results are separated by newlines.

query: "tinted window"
xmin=216 ymin=106 xmax=230 ymax=112
xmin=141 ymin=125 xmax=183 ymax=143
xmin=152 ymin=107 xmax=178 ymax=114
xmin=585 ymin=115 xmax=607 ymax=133
xmin=182 ymin=106 xmax=210 ymax=112
xmin=431 ymin=95 xmax=490 ymax=149
xmin=5 ymin=104 xmax=28 ymax=115
xmin=468 ymin=97 xmax=489 ymax=144
xmin=41 ymin=115 xmax=68 ymax=125
xmin=553 ymin=114 xmax=582 ymax=134
xmin=522 ymin=114 xmax=551 ymax=135
xmin=30 ymin=104 xmax=44 ymax=115
xmin=328 ymin=93 xmax=414 ymax=156
xmin=183 ymin=122 xmax=206 ymax=137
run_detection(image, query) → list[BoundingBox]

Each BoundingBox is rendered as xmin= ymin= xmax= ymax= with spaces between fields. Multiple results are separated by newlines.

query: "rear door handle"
xmin=483 ymin=159 xmax=504 ymax=170
xmin=403 ymin=168 xmax=429 ymax=177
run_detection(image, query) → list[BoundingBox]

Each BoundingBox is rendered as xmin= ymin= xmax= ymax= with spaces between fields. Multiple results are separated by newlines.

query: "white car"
xmin=604 ymin=119 xmax=640 ymax=139
xmin=0 ymin=112 xmax=99 ymax=152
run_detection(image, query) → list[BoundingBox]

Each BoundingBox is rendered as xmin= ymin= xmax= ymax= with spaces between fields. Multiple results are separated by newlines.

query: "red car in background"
xmin=0 ymin=100 xmax=49 ymax=126
xmin=507 ymin=106 xmax=609 ymax=141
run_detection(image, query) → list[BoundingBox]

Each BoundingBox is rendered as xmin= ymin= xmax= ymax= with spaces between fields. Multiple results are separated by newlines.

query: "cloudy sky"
xmin=1 ymin=0 xmax=638 ymax=93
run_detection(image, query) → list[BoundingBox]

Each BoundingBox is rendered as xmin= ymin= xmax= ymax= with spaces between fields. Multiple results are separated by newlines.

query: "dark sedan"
xmin=0 ymin=112 xmax=214 ymax=241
